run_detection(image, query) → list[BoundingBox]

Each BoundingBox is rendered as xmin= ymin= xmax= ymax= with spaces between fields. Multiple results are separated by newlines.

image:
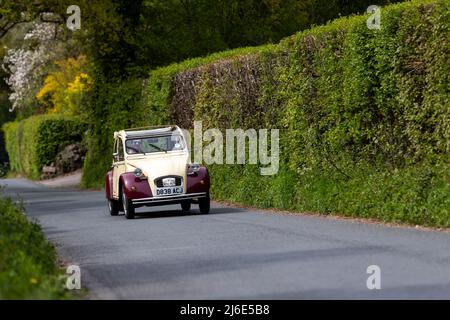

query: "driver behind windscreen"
xmin=126 ymin=140 xmax=142 ymax=154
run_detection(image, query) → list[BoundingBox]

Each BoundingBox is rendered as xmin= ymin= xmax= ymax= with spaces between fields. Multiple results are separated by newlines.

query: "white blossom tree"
xmin=2 ymin=18 xmax=66 ymax=113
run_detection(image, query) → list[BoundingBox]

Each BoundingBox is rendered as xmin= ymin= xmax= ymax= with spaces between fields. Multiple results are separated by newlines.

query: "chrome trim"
xmin=131 ymin=192 xmax=207 ymax=205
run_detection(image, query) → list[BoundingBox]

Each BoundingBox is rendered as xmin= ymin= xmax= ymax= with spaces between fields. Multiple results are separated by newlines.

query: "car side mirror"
xmin=112 ymin=152 xmax=119 ymax=162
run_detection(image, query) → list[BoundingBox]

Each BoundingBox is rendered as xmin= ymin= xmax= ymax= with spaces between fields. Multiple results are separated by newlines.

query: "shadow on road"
xmin=132 ymin=206 xmax=246 ymax=219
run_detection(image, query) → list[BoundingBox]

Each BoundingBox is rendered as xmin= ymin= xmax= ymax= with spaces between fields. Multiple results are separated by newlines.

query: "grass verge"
xmin=0 ymin=192 xmax=76 ymax=299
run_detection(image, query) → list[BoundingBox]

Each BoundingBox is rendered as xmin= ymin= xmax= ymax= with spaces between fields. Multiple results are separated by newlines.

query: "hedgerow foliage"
xmin=3 ymin=115 xmax=86 ymax=179
xmin=85 ymin=0 xmax=449 ymax=226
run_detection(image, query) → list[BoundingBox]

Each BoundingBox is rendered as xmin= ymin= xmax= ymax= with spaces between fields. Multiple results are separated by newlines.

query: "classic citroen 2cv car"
xmin=105 ymin=126 xmax=210 ymax=219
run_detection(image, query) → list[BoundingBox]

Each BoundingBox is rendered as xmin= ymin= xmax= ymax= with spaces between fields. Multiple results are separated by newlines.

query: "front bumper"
xmin=131 ymin=192 xmax=207 ymax=207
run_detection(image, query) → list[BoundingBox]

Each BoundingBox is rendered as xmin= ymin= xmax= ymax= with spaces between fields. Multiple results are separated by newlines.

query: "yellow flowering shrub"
xmin=36 ymin=55 xmax=92 ymax=115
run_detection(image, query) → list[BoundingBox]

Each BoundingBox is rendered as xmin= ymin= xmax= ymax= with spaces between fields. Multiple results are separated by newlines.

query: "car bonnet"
xmin=126 ymin=152 xmax=189 ymax=193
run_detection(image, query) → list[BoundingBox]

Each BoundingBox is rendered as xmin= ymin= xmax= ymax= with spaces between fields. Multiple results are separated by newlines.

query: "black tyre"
xmin=198 ymin=193 xmax=210 ymax=214
xmin=121 ymin=188 xmax=135 ymax=219
xmin=181 ymin=200 xmax=191 ymax=212
xmin=108 ymin=198 xmax=120 ymax=216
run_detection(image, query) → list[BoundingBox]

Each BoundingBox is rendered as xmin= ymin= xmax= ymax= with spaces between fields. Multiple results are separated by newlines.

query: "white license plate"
xmin=156 ymin=186 xmax=183 ymax=196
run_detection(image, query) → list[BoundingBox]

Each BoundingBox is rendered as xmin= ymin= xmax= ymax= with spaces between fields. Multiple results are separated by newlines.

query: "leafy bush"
xmin=3 ymin=115 xmax=87 ymax=180
xmin=0 ymin=194 xmax=70 ymax=299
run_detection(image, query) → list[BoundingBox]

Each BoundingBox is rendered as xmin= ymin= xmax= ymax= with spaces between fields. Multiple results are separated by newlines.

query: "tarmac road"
xmin=1 ymin=178 xmax=449 ymax=299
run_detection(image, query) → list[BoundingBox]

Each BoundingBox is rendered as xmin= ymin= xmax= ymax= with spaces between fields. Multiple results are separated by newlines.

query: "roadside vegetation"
xmin=0 ymin=193 xmax=71 ymax=299
xmin=2 ymin=115 xmax=86 ymax=180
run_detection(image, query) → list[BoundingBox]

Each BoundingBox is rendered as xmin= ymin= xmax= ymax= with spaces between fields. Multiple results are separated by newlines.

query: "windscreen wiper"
xmin=147 ymin=143 xmax=167 ymax=153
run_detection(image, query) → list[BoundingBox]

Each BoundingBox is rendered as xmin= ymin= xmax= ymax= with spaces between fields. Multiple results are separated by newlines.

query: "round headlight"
xmin=134 ymin=168 xmax=143 ymax=178
xmin=190 ymin=164 xmax=200 ymax=173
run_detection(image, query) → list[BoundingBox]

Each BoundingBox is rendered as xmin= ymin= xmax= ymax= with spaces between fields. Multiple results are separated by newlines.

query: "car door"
xmin=113 ymin=138 xmax=126 ymax=199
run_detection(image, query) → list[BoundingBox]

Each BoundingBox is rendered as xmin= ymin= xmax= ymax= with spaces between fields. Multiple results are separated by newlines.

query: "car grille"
xmin=155 ymin=176 xmax=182 ymax=188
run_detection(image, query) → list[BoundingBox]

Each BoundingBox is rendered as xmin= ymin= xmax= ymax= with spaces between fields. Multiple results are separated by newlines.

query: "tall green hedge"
xmin=84 ymin=0 xmax=449 ymax=226
xmin=3 ymin=115 xmax=87 ymax=180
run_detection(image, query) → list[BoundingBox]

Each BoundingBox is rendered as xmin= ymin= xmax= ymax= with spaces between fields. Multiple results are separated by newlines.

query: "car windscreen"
xmin=125 ymin=135 xmax=185 ymax=154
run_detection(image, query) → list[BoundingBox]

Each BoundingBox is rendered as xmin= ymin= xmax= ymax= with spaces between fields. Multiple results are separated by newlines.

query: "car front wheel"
xmin=121 ymin=188 xmax=135 ymax=219
xmin=199 ymin=193 xmax=210 ymax=214
xmin=108 ymin=198 xmax=120 ymax=216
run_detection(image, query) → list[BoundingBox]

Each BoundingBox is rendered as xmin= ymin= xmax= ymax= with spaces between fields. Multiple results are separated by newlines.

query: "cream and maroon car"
xmin=105 ymin=126 xmax=210 ymax=219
